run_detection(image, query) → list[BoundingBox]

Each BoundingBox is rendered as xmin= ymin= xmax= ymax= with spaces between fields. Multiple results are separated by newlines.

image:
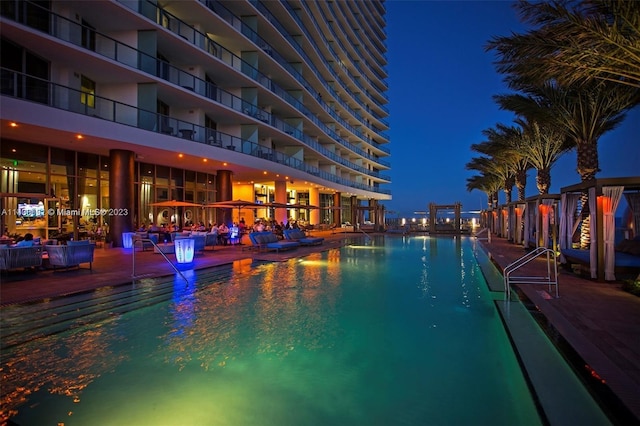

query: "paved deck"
xmin=479 ymin=236 xmax=640 ymax=423
xmin=1 ymin=232 xmax=639 ymax=422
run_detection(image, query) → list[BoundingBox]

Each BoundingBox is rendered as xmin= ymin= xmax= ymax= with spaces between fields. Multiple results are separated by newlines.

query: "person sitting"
xmin=217 ymin=223 xmax=229 ymax=245
xmin=15 ymin=233 xmax=34 ymax=247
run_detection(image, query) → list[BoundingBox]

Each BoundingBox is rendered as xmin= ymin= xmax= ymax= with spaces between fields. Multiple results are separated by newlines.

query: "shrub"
xmin=621 ymin=278 xmax=640 ymax=297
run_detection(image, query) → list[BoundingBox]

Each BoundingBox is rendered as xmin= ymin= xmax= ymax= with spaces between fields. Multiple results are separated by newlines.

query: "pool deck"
xmin=1 ymin=232 xmax=639 ymax=422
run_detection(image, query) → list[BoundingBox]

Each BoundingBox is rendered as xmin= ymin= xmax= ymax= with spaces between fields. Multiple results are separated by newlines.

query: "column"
xmin=332 ymin=192 xmax=341 ymax=225
xmin=109 ymin=150 xmax=135 ymax=247
xmin=216 ymin=169 xmax=233 ymax=224
xmin=309 ymin=187 xmax=320 ymax=225
xmin=274 ymin=180 xmax=288 ymax=224
xmin=350 ymin=196 xmax=358 ymax=226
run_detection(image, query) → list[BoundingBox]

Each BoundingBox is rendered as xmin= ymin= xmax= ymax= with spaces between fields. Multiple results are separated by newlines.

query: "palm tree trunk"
xmin=536 ymin=168 xmax=551 ymax=194
xmin=515 ymin=169 xmax=527 ymax=201
xmin=577 ymin=140 xmax=599 ymax=250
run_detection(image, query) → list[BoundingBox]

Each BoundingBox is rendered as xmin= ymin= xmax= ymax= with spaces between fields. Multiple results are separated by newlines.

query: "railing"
xmin=503 ymin=247 xmax=559 ymax=301
xmin=1 ymin=68 xmax=391 ymax=195
xmin=474 ymin=228 xmax=491 ymax=242
xmin=132 ymin=238 xmax=188 ymax=283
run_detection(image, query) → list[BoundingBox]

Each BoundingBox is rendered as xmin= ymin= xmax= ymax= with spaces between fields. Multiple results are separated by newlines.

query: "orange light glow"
xmin=597 ymin=195 xmax=611 ymax=212
xmin=10 ymin=122 xmax=18 ymax=127
xmin=76 ymin=134 xmax=83 ymax=140
xmin=223 ymin=162 xmax=228 ymax=166
xmin=203 ymin=158 xmax=207 ymax=162
xmin=263 ymin=171 xmax=267 ymax=175
xmin=178 ymin=153 xmax=184 ymax=158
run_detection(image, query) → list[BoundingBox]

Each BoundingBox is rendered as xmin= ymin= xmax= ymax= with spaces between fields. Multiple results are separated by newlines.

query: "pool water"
xmin=2 ymin=236 xmax=543 ymax=425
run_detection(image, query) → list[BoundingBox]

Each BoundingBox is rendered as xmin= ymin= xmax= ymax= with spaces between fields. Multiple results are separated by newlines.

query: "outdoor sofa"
xmin=46 ymin=240 xmax=96 ymax=270
xmin=283 ymin=229 xmax=324 ymax=246
xmin=0 ymin=245 xmax=43 ymax=271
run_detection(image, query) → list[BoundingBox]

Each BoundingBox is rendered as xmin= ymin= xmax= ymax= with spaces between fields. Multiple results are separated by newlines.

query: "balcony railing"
xmin=1 ymin=0 xmax=390 ymax=168
xmin=1 ymin=69 xmax=391 ymax=195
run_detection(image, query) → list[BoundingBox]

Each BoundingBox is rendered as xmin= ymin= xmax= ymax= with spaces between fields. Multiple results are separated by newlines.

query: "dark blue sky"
xmin=383 ymin=0 xmax=640 ymax=217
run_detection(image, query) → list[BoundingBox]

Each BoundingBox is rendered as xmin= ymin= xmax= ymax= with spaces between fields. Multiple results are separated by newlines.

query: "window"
xmin=81 ymin=20 xmax=96 ymax=51
xmin=80 ymin=75 xmax=95 ymax=108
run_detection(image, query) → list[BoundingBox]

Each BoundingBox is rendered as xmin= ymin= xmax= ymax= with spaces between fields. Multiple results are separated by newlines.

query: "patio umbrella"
xmin=287 ymin=203 xmax=320 ymax=210
xmin=149 ymin=200 xmax=202 ymax=208
xmin=206 ymin=199 xmax=262 ymax=223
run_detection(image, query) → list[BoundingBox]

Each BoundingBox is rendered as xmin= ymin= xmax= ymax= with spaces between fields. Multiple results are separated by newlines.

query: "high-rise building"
xmin=1 ymin=0 xmax=390 ymax=246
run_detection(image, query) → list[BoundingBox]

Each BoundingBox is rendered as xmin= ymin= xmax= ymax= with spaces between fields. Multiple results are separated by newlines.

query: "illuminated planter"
xmin=122 ymin=232 xmax=136 ymax=249
xmin=175 ymin=238 xmax=195 ymax=263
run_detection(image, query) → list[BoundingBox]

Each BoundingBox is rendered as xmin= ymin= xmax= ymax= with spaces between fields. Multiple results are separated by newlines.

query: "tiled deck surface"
xmin=1 ymin=232 xmax=639 ymax=422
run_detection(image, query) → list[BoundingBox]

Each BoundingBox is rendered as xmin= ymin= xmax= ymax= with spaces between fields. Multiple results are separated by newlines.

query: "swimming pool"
xmin=1 ymin=236 xmax=604 ymax=425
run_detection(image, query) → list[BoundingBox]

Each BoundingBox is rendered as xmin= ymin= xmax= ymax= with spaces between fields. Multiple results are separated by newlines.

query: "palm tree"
xmin=466 ymin=174 xmax=501 ymax=209
xmin=474 ymin=123 xmax=531 ymax=202
xmin=515 ymin=118 xmax=572 ymax=194
xmin=486 ymin=0 xmax=640 ymax=89
xmin=466 ymin=173 xmax=502 ymax=231
xmin=495 ymin=81 xmax=639 ymax=247
xmin=466 ymin=156 xmax=514 ymax=205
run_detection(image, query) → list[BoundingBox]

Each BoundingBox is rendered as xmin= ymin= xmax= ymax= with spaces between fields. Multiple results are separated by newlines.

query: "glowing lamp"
xmin=175 ymin=238 xmax=195 ymax=263
xmin=122 ymin=232 xmax=135 ymax=249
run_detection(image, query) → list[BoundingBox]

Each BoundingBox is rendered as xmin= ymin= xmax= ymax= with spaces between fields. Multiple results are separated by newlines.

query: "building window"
xmin=80 ymin=75 xmax=95 ymax=108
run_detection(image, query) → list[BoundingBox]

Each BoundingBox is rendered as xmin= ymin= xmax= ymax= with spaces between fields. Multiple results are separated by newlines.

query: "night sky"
xmin=383 ymin=0 xmax=640 ymax=218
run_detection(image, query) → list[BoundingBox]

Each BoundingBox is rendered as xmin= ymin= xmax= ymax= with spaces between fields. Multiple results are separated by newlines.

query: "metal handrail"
xmin=132 ymin=238 xmax=188 ymax=283
xmin=474 ymin=228 xmax=491 ymax=241
xmin=503 ymin=247 xmax=558 ymax=301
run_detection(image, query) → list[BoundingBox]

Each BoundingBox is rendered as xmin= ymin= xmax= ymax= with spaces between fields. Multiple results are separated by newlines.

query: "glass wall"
xmin=0 ymin=141 xmax=218 ymax=241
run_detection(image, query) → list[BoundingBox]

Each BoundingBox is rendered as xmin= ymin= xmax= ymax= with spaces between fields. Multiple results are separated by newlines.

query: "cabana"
xmin=559 ymin=177 xmax=640 ymax=281
xmin=505 ymin=201 xmax=527 ymax=245
xmin=522 ymin=194 xmax=561 ymax=251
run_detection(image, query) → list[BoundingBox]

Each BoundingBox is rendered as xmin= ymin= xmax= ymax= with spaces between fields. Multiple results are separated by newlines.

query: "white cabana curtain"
xmin=603 ymin=186 xmax=624 ymax=281
xmin=625 ymin=193 xmax=640 ymax=239
xmin=559 ymin=193 xmax=579 ymax=262
xmin=508 ymin=205 xmax=515 ymax=241
xmin=515 ymin=203 xmax=526 ymax=245
xmin=541 ymin=198 xmax=554 ymax=248
xmin=559 ymin=194 xmax=568 ymax=261
xmin=523 ymin=203 xmax=531 ymax=248
xmin=589 ymin=187 xmax=597 ymax=279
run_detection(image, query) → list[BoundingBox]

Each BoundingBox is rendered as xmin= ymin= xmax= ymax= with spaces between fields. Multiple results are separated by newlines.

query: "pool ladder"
xmin=132 ymin=238 xmax=188 ymax=283
xmin=503 ymin=247 xmax=558 ymax=301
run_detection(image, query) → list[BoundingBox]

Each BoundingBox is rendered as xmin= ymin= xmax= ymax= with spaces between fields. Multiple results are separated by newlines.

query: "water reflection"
xmin=160 ymin=251 xmax=344 ymax=373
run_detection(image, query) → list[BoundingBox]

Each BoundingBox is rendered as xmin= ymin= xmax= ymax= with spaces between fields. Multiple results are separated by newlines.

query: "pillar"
xmin=109 ymin=150 xmax=135 ymax=247
xmin=216 ymin=169 xmax=233 ymax=225
xmin=350 ymin=195 xmax=358 ymax=225
xmin=274 ymin=180 xmax=288 ymax=224
xmin=332 ymin=192 xmax=341 ymax=224
xmin=309 ymin=187 xmax=319 ymax=225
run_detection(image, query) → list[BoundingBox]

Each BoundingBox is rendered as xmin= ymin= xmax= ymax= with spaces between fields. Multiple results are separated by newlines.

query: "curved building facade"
xmin=0 ymin=0 xmax=390 ymax=245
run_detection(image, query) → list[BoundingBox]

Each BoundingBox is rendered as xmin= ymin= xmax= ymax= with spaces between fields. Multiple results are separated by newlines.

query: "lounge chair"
xmin=249 ymin=231 xmax=300 ymax=252
xmin=283 ymin=229 xmax=324 ymax=246
xmin=561 ymin=238 xmax=640 ymax=277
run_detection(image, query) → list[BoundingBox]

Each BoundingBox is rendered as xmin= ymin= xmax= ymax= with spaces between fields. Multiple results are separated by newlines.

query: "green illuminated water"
xmin=3 ymin=236 xmax=542 ymax=425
